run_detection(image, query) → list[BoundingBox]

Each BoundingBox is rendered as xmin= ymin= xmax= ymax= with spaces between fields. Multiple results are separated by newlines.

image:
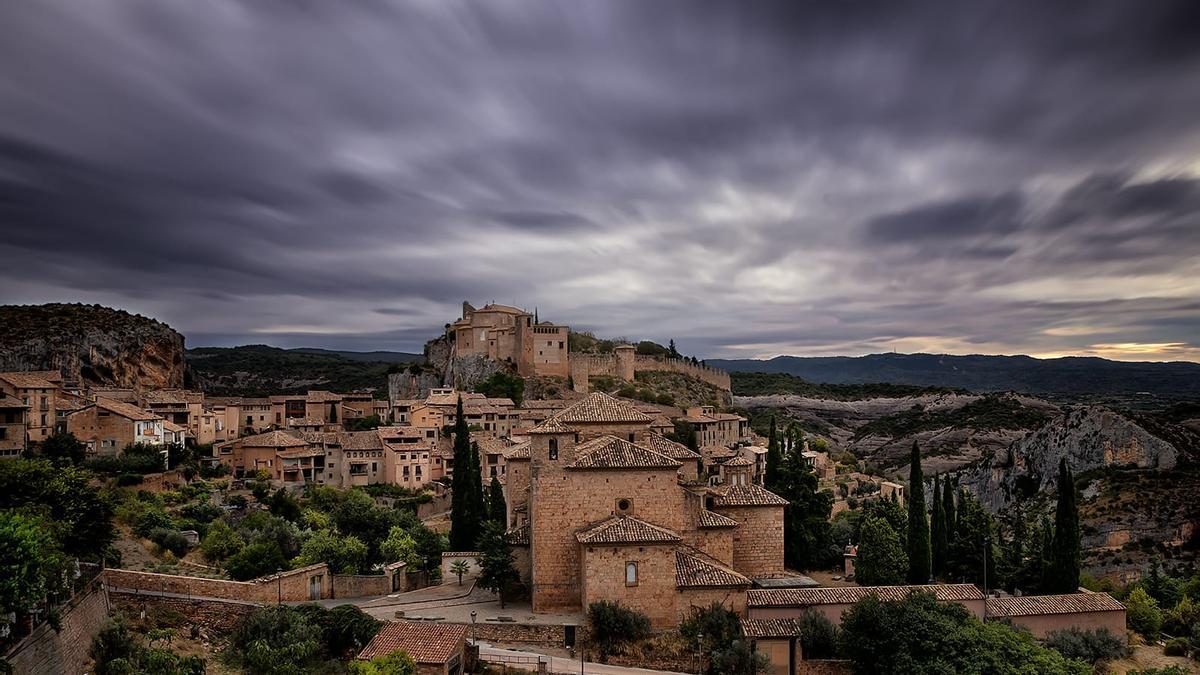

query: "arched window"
xmin=625 ymin=561 xmax=639 ymax=586
xmin=548 ymin=438 xmax=559 ymax=460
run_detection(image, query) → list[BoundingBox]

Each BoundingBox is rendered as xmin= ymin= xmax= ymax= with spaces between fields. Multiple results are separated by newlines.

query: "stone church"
xmin=504 ymin=392 xmax=787 ymax=627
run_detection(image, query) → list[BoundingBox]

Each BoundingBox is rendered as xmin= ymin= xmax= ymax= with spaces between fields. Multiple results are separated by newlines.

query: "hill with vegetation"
xmin=0 ymin=303 xmax=186 ymax=389
xmin=186 ymin=345 xmax=414 ymax=396
xmin=712 ymin=352 xmax=1200 ymax=399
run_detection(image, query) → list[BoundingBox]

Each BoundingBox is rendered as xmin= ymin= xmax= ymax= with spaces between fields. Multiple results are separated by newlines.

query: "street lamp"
xmin=276 ymin=567 xmax=283 ymax=605
xmin=470 ymin=610 xmax=477 ymax=646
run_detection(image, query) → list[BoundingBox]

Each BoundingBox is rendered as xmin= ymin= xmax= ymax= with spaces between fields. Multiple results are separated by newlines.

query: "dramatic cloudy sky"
xmin=2 ymin=1 xmax=1199 ymax=360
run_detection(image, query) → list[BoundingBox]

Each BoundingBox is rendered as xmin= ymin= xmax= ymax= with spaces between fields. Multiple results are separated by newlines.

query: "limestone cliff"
xmin=0 ymin=303 xmax=186 ymax=390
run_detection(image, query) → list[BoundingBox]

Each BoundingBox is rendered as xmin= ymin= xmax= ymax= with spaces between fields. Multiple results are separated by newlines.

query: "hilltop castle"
xmin=449 ymin=302 xmax=570 ymax=378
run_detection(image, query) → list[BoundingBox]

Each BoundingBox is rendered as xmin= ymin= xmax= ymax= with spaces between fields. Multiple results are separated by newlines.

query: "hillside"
xmin=736 ymin=391 xmax=1059 ymax=474
xmin=0 ymin=303 xmax=186 ymax=389
xmin=187 ymin=345 xmax=407 ymax=396
xmin=960 ymin=406 xmax=1200 ymax=576
xmin=712 ymin=352 xmax=1200 ymax=399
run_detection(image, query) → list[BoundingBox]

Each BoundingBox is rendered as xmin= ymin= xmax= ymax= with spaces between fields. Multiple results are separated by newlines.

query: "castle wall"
xmin=711 ymin=505 xmax=785 ymax=578
xmin=4 ymin=582 xmax=109 ymax=675
xmin=569 ymin=354 xmax=733 ymax=393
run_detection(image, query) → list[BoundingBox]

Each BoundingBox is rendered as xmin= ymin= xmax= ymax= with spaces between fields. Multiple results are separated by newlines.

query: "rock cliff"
xmin=0 ymin=303 xmax=186 ymax=389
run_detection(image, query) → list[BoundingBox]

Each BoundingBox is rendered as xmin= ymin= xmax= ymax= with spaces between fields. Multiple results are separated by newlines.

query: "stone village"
xmin=1 ymin=302 xmax=1128 ymax=674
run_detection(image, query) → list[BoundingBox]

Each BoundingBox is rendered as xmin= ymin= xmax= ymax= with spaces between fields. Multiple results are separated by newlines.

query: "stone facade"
xmin=0 ymin=394 xmax=27 ymax=458
xmin=103 ymin=564 xmax=333 ymax=603
xmin=569 ymin=351 xmax=733 ymax=394
xmin=4 ymin=582 xmax=110 ymax=675
xmin=450 ymin=302 xmax=569 ymax=378
xmin=712 ymin=505 xmax=786 ymax=578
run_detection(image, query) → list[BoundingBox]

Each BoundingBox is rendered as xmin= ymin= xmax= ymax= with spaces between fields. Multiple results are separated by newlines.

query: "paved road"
xmin=479 ymin=644 xmax=689 ymax=675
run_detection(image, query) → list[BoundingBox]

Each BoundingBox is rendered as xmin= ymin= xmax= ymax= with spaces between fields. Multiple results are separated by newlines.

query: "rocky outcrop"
xmin=963 ymin=406 xmax=1180 ymax=509
xmin=0 ymin=303 xmax=186 ymax=390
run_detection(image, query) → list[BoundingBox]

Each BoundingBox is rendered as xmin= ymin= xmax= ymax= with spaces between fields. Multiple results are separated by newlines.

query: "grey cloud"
xmin=0 ymin=0 xmax=1198 ymax=359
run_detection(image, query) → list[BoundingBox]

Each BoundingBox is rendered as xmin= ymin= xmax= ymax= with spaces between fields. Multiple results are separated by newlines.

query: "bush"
xmin=587 ymin=601 xmax=651 ymax=660
xmin=179 ymin=502 xmax=223 ymax=524
xmin=348 ymin=650 xmax=416 ymax=675
xmin=116 ymin=473 xmax=144 ymax=487
xmin=797 ymin=610 xmax=840 ymax=659
xmin=225 ymin=541 xmax=287 ymax=581
xmin=1126 ymin=587 xmax=1164 ymax=640
xmin=680 ymin=602 xmax=740 ymax=656
xmin=228 ymin=606 xmax=324 ymax=674
xmin=201 ymin=519 xmax=245 ymax=562
xmin=133 ymin=509 xmax=176 ymax=538
xmin=148 ymin=528 xmax=191 ymax=557
xmin=1164 ymin=636 xmax=1189 ymax=656
xmin=1044 ymin=627 xmax=1128 ymax=664
xmin=200 ymin=462 xmax=231 ymax=479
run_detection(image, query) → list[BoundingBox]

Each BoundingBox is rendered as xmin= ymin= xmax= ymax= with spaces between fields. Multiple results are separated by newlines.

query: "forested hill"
xmin=712 ymin=352 xmax=1200 ymax=398
xmin=186 ymin=345 xmax=420 ymax=396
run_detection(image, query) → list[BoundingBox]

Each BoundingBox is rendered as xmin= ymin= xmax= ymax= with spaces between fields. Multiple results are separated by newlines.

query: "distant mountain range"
xmin=709 ymin=352 xmax=1200 ymax=398
xmin=186 ymin=345 xmax=420 ymax=396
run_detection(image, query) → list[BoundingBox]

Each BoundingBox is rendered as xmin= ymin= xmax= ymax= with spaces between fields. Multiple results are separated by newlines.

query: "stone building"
xmin=0 ymin=394 xmax=28 ymax=458
xmin=683 ymin=405 xmax=750 ymax=447
xmin=0 ymin=371 xmax=60 ymax=444
xmin=746 ymin=584 xmax=986 ymax=625
xmin=67 ymin=397 xmax=166 ymax=456
xmin=984 ymin=592 xmax=1126 ymax=638
xmin=450 ymin=302 xmax=569 ymax=378
xmin=356 ymin=622 xmax=467 ymax=675
xmin=509 ymin=392 xmax=786 ymax=627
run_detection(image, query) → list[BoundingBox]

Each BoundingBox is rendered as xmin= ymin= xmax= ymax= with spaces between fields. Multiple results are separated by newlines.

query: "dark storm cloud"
xmin=1 ymin=0 xmax=1199 ymax=359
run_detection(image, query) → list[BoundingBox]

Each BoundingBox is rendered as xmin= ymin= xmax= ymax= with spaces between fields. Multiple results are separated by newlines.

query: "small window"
xmin=625 ymin=562 xmax=638 ymax=586
xmin=616 ymin=498 xmax=633 ymax=515
xmin=628 ymin=433 xmax=635 ymax=442
xmin=548 ymin=438 xmax=559 ymax=460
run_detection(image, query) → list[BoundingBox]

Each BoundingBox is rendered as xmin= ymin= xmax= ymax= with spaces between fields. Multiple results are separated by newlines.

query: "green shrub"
xmin=225 ymin=541 xmax=287 ymax=581
xmin=1125 ymin=587 xmax=1164 ymax=639
xmin=1044 ymin=627 xmax=1128 ymax=663
xmin=133 ymin=509 xmax=175 ymax=538
xmin=116 ymin=473 xmax=144 ymax=487
xmin=1163 ymin=637 xmax=1189 ymax=656
xmin=797 ymin=610 xmax=840 ymax=659
xmin=201 ymin=519 xmax=245 ymax=561
xmin=148 ymin=528 xmax=191 ymax=557
xmin=587 ymin=600 xmax=651 ymax=660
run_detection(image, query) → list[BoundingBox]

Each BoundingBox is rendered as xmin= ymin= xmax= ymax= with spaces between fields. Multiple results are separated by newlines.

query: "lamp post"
xmin=276 ymin=567 xmax=283 ymax=605
xmin=470 ymin=610 xmax=477 ymax=646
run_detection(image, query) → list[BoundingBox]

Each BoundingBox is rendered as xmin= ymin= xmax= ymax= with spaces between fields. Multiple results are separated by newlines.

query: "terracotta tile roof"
xmin=505 ymin=524 xmax=530 ymax=546
xmin=702 ymin=444 xmax=738 ymax=460
xmin=0 ymin=371 xmax=57 ymax=389
xmin=306 ymin=390 xmax=343 ymax=403
xmin=550 ymin=392 xmax=653 ymax=425
xmin=676 ymin=549 xmax=751 ymax=589
xmin=236 ymin=430 xmax=309 ymax=448
xmin=279 ymin=446 xmax=326 ymax=459
xmin=336 ymin=431 xmax=386 ymax=451
xmin=473 ymin=436 xmax=509 ymax=455
xmin=699 ymin=510 xmax=739 ymax=528
xmin=723 ymin=455 xmax=753 ymax=467
xmin=163 ymin=420 xmax=187 ymax=433
xmin=0 ymin=394 xmax=28 ymax=408
xmin=357 ymin=622 xmax=467 ymax=664
xmin=645 ymin=433 xmax=701 ymax=460
xmin=748 ymin=584 xmax=984 ymax=608
xmin=504 ymin=441 xmax=531 ymax=460
xmin=740 ymin=618 xmax=801 ymax=639
xmin=143 ymin=390 xmax=191 ymax=405
xmin=528 ymin=418 xmax=575 ymax=434
xmin=576 ymin=515 xmax=681 ymax=544
xmin=570 ymin=436 xmax=682 ymax=470
xmin=712 ymin=484 xmax=789 ymax=507
xmin=986 ymin=593 xmax=1124 ymax=618
xmin=91 ymin=397 xmax=161 ymax=421
xmin=478 ymin=303 xmax=528 ymax=315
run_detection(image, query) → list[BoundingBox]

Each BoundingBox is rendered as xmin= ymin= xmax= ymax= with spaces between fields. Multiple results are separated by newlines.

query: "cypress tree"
xmin=468 ymin=441 xmax=486 ymax=544
xmin=942 ymin=477 xmax=956 ymax=547
xmin=930 ymin=474 xmax=948 ymax=579
xmin=905 ymin=441 xmax=931 ymax=583
xmin=448 ymin=396 xmax=473 ymax=550
xmin=1047 ymin=459 xmax=1081 ymax=593
xmin=764 ymin=416 xmax=782 ymax=491
xmin=487 ymin=476 xmax=507 ymax=527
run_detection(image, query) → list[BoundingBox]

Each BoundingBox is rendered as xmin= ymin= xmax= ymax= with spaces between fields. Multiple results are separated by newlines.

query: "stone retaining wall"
xmin=109 ymin=593 xmax=256 ymax=633
xmin=103 ymin=564 xmax=331 ymax=603
xmin=3 ymin=582 xmax=110 ymax=675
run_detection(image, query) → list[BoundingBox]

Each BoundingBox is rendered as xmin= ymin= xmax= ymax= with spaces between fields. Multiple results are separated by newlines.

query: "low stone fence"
xmin=453 ymin=622 xmax=571 ymax=647
xmin=3 ymin=582 xmax=110 ymax=675
xmin=109 ymin=593 xmax=256 ymax=633
xmin=103 ymin=564 xmax=332 ymax=603
xmin=333 ymin=574 xmax=391 ymax=599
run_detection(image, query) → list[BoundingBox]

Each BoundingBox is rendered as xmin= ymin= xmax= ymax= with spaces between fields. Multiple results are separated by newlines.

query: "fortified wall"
xmin=570 ymin=345 xmax=732 ymax=393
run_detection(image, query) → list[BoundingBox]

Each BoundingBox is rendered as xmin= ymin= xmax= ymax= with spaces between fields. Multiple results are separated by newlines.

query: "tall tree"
xmin=764 ymin=416 xmax=782 ymax=491
xmin=477 ymin=522 xmax=519 ymax=608
xmin=467 ymin=442 xmax=486 ymax=543
xmin=487 ymin=476 xmax=507 ymax=527
xmin=855 ymin=514 xmax=907 ymax=586
xmin=448 ymin=396 xmax=475 ymax=551
xmin=930 ymin=474 xmax=948 ymax=579
xmin=906 ymin=441 xmax=931 ymax=583
xmin=946 ymin=490 xmax=994 ymax=588
xmin=941 ymin=476 xmax=957 ymax=549
xmin=777 ymin=441 xmax=833 ymax=570
xmin=1046 ymin=459 xmax=1081 ymax=593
